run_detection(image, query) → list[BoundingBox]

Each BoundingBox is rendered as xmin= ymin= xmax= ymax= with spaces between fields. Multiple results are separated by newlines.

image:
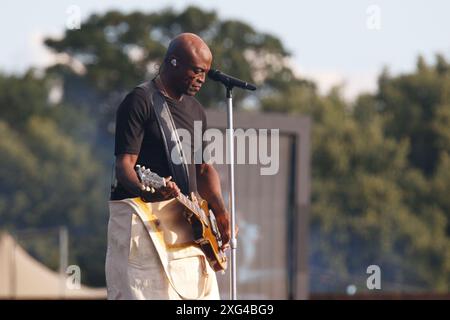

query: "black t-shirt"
xmin=111 ymin=80 xmax=209 ymax=200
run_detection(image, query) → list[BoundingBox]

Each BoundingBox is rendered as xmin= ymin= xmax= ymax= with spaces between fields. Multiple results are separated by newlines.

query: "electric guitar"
xmin=135 ymin=165 xmax=227 ymax=272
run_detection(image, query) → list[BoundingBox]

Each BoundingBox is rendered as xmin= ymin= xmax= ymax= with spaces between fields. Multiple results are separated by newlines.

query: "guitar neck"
xmin=176 ymin=193 xmax=209 ymax=224
xmin=135 ymin=165 xmax=208 ymax=222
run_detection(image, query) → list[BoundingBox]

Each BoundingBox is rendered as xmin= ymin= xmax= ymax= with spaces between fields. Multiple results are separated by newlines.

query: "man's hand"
xmin=215 ymin=211 xmax=238 ymax=251
xmin=140 ymin=176 xmax=180 ymax=202
xmin=196 ymin=163 xmax=238 ymax=251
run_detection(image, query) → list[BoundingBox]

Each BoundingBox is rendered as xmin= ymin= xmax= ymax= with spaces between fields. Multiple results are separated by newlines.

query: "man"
xmin=105 ymin=33 xmax=231 ymax=300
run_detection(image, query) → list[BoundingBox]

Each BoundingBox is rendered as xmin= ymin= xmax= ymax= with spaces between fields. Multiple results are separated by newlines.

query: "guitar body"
xmin=185 ymin=199 xmax=227 ymax=272
xmin=136 ymin=165 xmax=227 ymax=273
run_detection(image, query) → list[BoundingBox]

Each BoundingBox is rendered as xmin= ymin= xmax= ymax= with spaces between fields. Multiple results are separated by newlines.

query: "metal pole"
xmin=59 ymin=226 xmax=68 ymax=298
xmin=11 ymin=236 xmax=17 ymax=299
xmin=226 ymin=87 xmax=237 ymax=300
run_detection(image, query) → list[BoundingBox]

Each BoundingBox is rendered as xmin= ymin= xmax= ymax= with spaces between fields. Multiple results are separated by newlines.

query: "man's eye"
xmin=193 ymin=68 xmax=204 ymax=74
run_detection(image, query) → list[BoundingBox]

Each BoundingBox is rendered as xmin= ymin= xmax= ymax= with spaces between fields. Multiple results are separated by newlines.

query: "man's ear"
xmin=166 ymin=55 xmax=179 ymax=68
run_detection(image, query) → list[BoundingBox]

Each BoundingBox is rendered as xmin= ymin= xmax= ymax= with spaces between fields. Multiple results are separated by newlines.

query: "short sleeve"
xmin=114 ymin=88 xmax=150 ymax=155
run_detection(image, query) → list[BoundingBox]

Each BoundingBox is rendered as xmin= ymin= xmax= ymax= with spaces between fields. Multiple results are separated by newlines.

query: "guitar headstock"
xmin=135 ymin=165 xmax=166 ymax=191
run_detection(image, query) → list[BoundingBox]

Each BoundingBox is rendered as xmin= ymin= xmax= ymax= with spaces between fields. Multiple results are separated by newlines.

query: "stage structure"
xmin=206 ymin=110 xmax=311 ymax=300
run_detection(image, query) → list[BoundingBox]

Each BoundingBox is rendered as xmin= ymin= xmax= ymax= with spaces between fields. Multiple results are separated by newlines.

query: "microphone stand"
xmin=225 ymin=86 xmax=238 ymax=300
xmin=210 ymin=69 xmax=255 ymax=300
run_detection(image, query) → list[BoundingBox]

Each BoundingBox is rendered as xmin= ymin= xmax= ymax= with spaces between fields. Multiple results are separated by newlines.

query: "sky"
xmin=1 ymin=0 xmax=449 ymax=100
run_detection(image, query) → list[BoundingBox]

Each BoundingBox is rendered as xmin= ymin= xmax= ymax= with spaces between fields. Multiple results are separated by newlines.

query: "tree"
xmin=0 ymin=72 xmax=108 ymax=286
xmin=44 ymin=6 xmax=294 ymax=145
xmin=262 ymin=71 xmax=450 ymax=291
xmin=377 ymin=55 xmax=450 ymax=176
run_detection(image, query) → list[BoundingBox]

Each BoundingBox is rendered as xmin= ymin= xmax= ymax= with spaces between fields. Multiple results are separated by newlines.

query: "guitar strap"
xmin=138 ymin=80 xmax=191 ymax=196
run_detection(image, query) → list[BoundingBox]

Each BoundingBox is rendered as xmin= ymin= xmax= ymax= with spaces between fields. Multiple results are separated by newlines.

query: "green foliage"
xmin=377 ymin=55 xmax=450 ymax=175
xmin=0 ymin=71 xmax=49 ymax=126
xmin=262 ymin=56 xmax=450 ymax=292
xmin=0 ymin=73 xmax=108 ymax=286
xmin=44 ymin=6 xmax=294 ymax=138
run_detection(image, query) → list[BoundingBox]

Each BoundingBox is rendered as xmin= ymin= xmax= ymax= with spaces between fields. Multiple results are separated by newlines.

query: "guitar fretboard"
xmin=176 ymin=193 xmax=209 ymax=227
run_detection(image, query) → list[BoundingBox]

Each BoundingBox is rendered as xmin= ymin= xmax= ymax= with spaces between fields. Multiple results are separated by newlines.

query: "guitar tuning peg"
xmin=150 ymin=187 xmax=155 ymax=194
xmin=145 ymin=186 xmax=151 ymax=192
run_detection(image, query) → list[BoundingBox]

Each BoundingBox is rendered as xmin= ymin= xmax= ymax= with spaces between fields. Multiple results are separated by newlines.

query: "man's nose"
xmin=196 ymin=72 xmax=206 ymax=84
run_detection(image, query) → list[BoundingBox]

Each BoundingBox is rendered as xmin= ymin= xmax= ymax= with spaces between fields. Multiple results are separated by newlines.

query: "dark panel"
xmin=205 ymin=110 xmax=311 ymax=300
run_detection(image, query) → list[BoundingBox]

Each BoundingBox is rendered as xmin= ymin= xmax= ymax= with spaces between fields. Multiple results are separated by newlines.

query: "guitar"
xmin=135 ymin=165 xmax=227 ymax=272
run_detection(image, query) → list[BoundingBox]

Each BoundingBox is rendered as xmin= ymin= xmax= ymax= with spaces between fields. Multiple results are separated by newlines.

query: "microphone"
xmin=207 ymin=68 xmax=257 ymax=91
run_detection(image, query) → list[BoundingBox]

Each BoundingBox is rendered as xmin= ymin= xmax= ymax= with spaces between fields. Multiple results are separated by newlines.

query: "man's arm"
xmin=115 ymin=153 xmax=180 ymax=201
xmin=115 ymin=154 xmax=143 ymax=196
xmin=196 ymin=163 xmax=232 ymax=248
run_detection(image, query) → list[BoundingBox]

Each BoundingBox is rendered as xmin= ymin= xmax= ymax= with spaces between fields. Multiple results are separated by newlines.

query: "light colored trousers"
xmin=105 ymin=197 xmax=220 ymax=300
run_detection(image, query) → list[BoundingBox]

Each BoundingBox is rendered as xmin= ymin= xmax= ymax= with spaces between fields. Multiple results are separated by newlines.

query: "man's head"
xmin=161 ymin=33 xmax=212 ymax=97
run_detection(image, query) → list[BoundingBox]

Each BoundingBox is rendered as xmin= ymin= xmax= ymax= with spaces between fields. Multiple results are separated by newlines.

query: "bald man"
xmin=106 ymin=33 xmax=230 ymax=299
